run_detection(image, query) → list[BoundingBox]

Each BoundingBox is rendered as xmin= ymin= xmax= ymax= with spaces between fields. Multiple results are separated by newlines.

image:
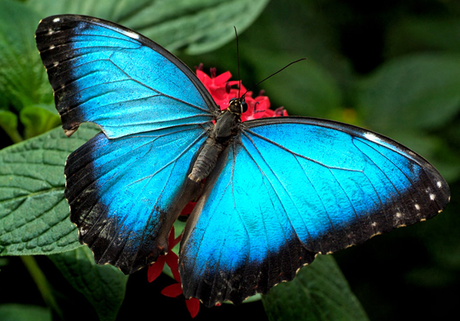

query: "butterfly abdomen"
xmin=188 ymin=137 xmax=224 ymax=182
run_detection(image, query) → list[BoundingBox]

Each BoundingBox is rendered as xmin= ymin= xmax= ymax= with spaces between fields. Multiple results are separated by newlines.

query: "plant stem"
xmin=21 ymin=255 xmax=62 ymax=318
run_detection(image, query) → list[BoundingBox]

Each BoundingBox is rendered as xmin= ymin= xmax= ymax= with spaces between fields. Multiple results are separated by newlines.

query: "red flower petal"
xmin=213 ymin=70 xmax=232 ymax=86
xmin=165 ymin=251 xmax=181 ymax=282
xmin=161 ymin=283 xmax=183 ymax=297
xmin=147 ymin=255 xmax=166 ymax=283
xmin=196 ymin=69 xmax=212 ymax=84
xmin=185 ymin=298 xmax=201 ymax=318
xmin=181 ymin=201 xmax=197 ymax=216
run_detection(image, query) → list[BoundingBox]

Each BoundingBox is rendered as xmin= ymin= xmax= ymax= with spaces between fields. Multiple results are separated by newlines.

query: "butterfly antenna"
xmin=234 ymin=26 xmax=242 ymax=98
xmin=241 ymin=57 xmax=307 ymax=98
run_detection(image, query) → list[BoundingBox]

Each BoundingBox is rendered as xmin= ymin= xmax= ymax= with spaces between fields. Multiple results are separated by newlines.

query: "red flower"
xmin=161 ymin=274 xmax=201 ymax=318
xmin=148 ymin=67 xmax=287 ymax=317
xmin=147 ymin=226 xmax=181 ymax=284
xmin=148 ymin=225 xmax=200 ymax=318
xmin=196 ymin=64 xmax=288 ymax=122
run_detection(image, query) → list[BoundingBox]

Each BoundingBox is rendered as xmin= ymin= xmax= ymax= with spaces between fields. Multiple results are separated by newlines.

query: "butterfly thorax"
xmin=188 ymin=98 xmax=245 ymax=182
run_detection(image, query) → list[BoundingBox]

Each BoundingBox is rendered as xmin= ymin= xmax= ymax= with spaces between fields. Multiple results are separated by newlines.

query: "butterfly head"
xmin=227 ymin=98 xmax=248 ymax=116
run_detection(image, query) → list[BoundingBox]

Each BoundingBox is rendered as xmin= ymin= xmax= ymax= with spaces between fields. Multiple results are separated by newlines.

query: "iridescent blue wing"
xmin=180 ymin=117 xmax=450 ymax=307
xmin=35 ymin=15 xmax=217 ymax=273
xmin=35 ymin=15 xmax=218 ymax=138
xmin=66 ymin=126 xmax=208 ymax=273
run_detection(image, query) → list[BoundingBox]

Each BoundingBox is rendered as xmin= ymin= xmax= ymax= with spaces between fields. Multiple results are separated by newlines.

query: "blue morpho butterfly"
xmin=35 ymin=15 xmax=450 ymax=307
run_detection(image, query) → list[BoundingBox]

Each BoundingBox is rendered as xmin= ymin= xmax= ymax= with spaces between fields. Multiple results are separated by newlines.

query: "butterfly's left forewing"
xmin=179 ymin=117 xmax=450 ymax=307
xmin=35 ymin=15 xmax=218 ymax=138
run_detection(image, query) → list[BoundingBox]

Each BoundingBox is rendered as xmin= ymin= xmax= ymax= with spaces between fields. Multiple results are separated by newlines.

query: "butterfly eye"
xmin=241 ymin=101 xmax=248 ymax=113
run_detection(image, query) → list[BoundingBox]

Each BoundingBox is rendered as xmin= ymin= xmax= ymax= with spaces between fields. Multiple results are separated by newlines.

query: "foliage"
xmin=1 ymin=0 xmax=459 ymax=320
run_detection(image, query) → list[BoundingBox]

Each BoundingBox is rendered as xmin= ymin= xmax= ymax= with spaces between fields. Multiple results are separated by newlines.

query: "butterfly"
xmin=35 ymin=15 xmax=450 ymax=307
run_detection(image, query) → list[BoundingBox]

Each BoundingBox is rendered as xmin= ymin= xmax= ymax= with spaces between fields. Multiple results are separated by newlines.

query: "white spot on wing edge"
xmin=52 ymin=17 xmax=61 ymax=23
xmin=437 ymin=181 xmax=443 ymax=188
xmin=363 ymin=132 xmax=379 ymax=143
xmin=123 ymin=30 xmax=140 ymax=40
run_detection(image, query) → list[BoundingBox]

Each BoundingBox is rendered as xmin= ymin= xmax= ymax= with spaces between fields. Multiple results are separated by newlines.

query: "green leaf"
xmin=262 ymin=255 xmax=368 ymax=321
xmin=236 ymin=0 xmax=353 ymax=89
xmin=386 ymin=17 xmax=460 ymax=58
xmin=0 ymin=110 xmax=22 ymax=143
xmin=0 ymin=304 xmax=51 ymax=321
xmin=0 ymin=0 xmax=52 ymax=111
xmin=0 ymin=124 xmax=99 ymax=256
xmin=49 ymin=246 xmax=128 ymax=321
xmin=27 ymin=0 xmax=269 ymax=54
xmin=355 ymin=53 xmax=460 ymax=134
xmin=354 ymin=53 xmax=460 ymax=182
xmin=20 ymin=105 xmax=61 ymax=139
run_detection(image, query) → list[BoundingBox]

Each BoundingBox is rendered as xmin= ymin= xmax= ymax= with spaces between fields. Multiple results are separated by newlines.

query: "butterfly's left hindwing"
xmin=65 ymin=125 xmax=208 ymax=273
xmin=180 ymin=117 xmax=450 ymax=307
xmin=35 ymin=15 xmax=217 ymax=138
